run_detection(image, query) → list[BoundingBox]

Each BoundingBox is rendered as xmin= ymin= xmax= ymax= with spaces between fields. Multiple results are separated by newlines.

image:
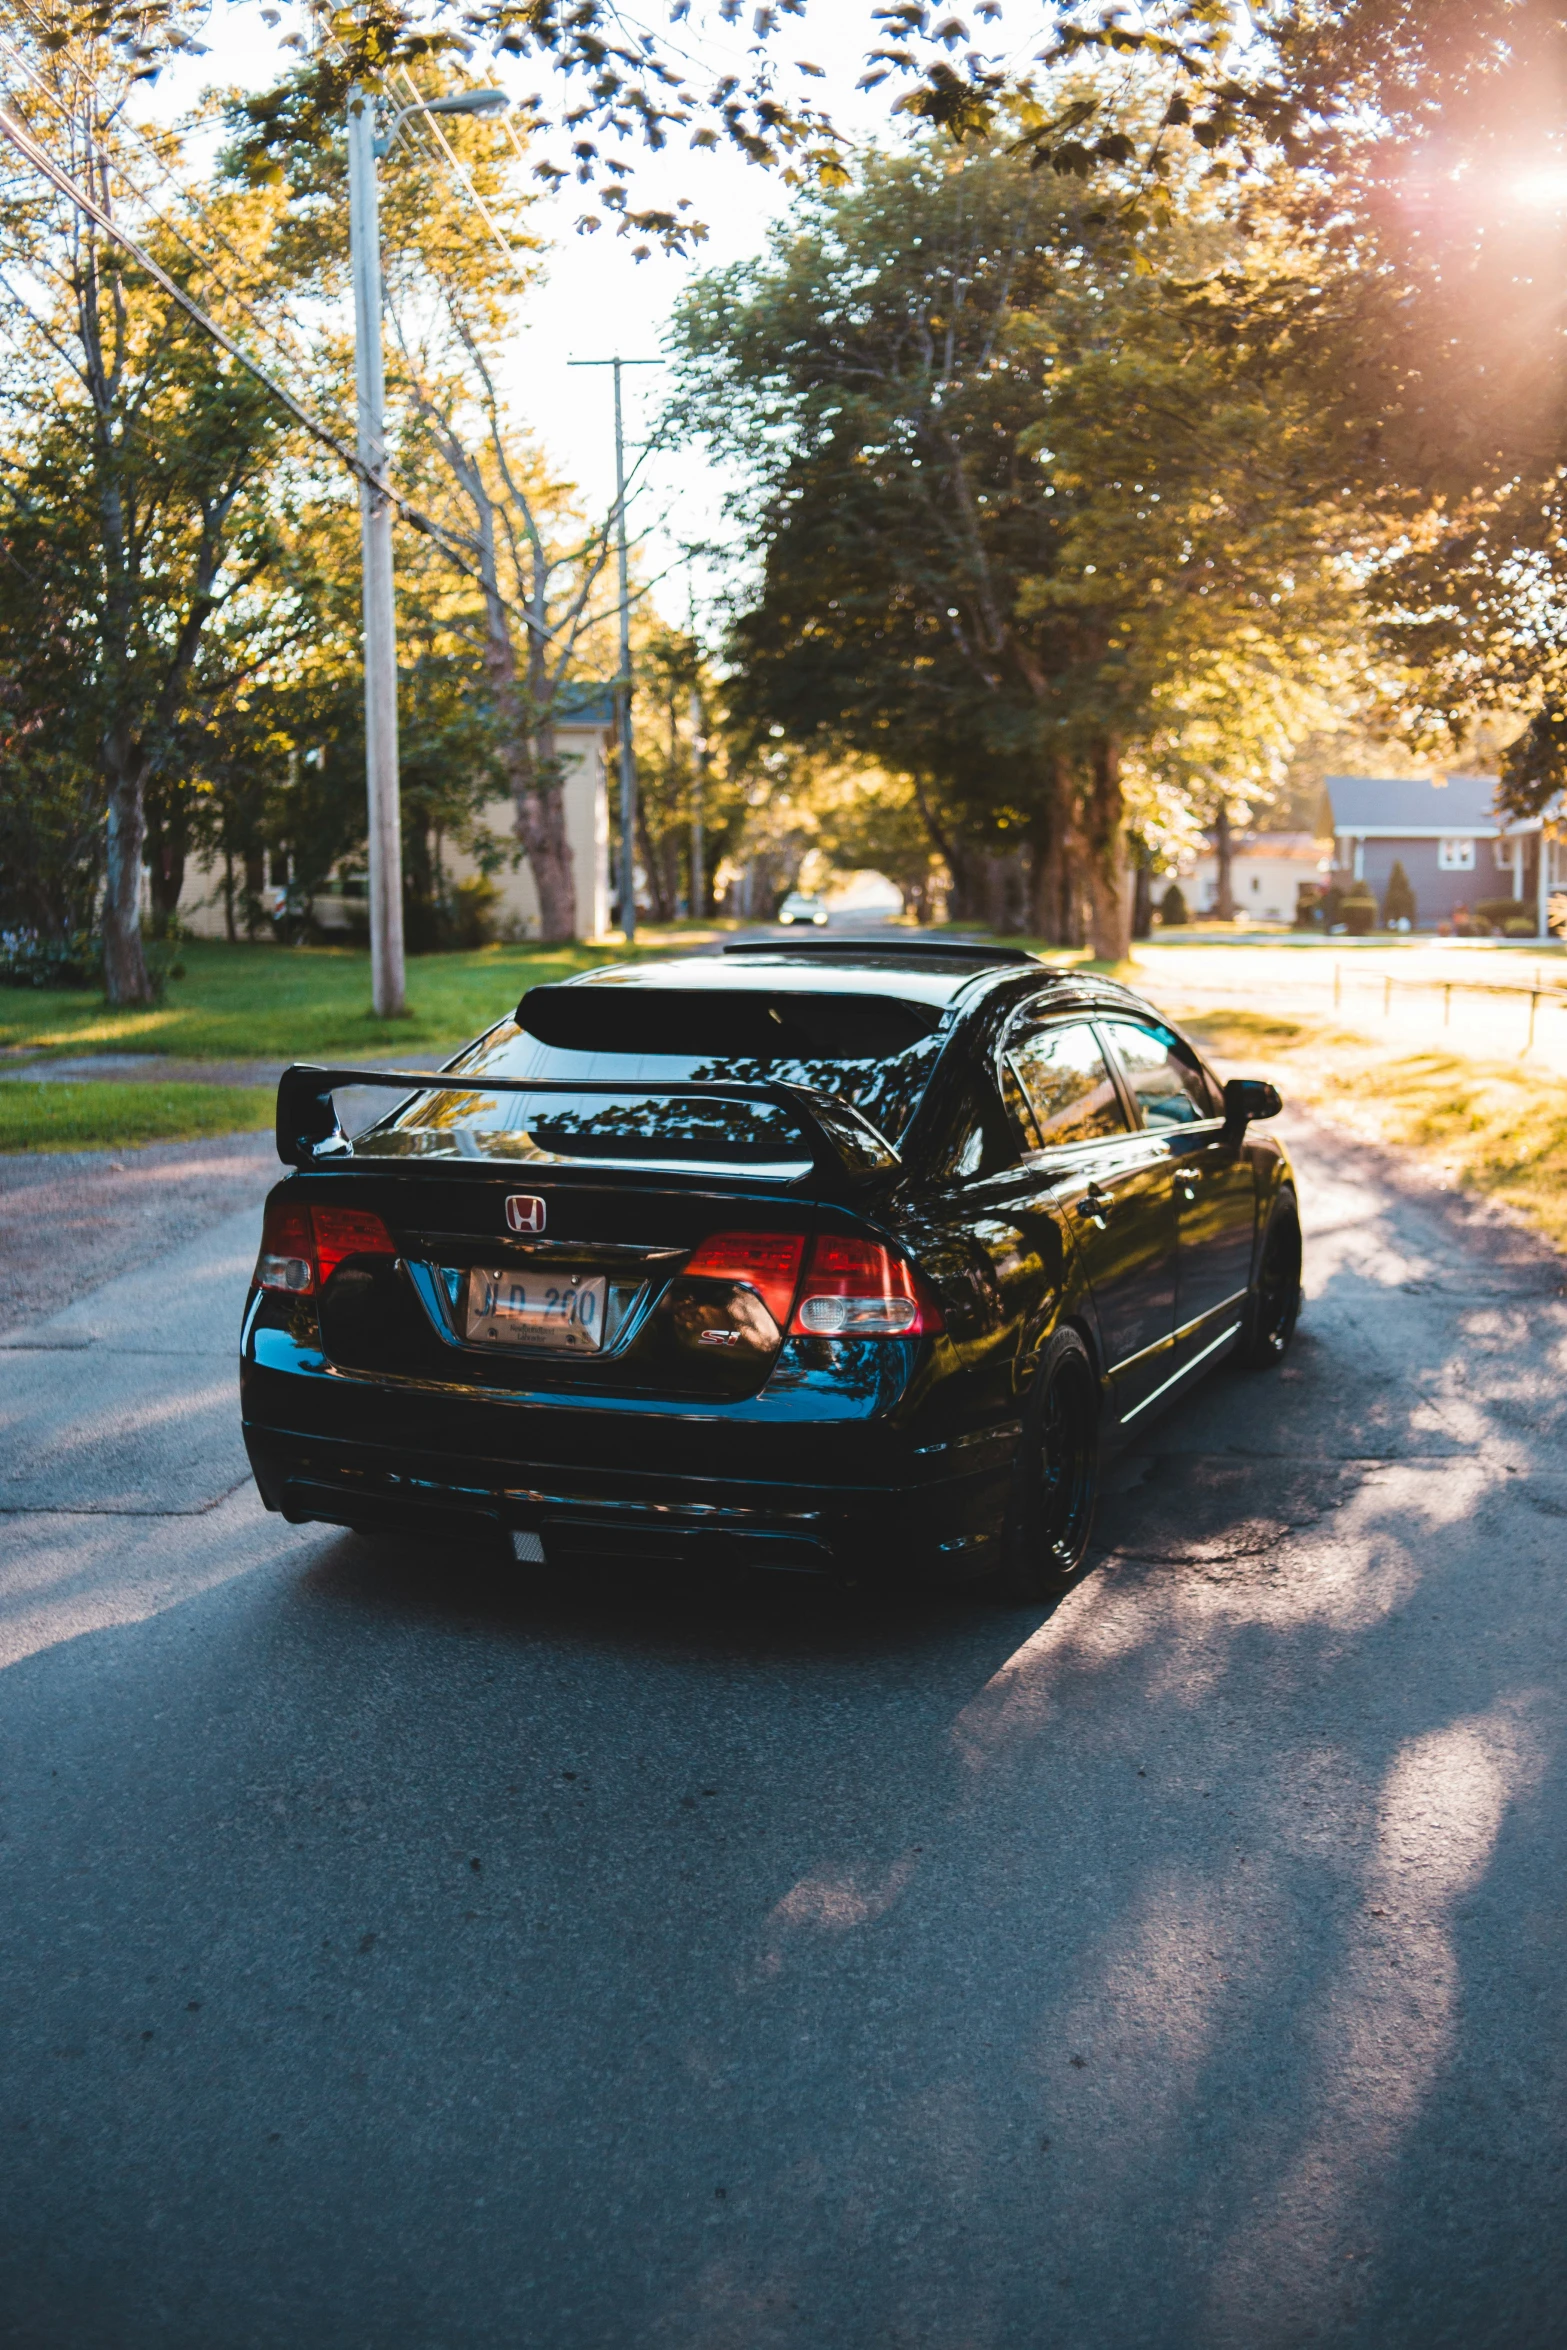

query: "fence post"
xmin=1527 ymin=990 xmax=1540 ymax=1054
xmin=1383 ymin=974 xmax=1392 ymax=1017
xmin=1334 ymin=962 xmax=1342 ymax=1011
xmin=1444 ymin=982 xmax=1452 ymax=1026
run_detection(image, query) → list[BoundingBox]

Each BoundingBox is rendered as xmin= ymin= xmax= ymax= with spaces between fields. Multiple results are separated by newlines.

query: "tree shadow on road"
xmin=3 ymin=1112 xmax=1566 ymax=2348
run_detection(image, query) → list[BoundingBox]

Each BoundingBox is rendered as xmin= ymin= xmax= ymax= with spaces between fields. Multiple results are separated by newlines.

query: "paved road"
xmin=2 ymin=1114 xmax=1565 ymax=2348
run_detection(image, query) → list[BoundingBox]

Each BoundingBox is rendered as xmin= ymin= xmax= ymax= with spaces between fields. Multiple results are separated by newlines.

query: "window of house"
xmin=1438 ymin=837 xmax=1476 ymax=871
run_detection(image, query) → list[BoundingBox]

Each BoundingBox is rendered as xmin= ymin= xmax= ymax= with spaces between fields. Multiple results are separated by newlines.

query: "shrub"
xmin=1342 ymin=885 xmax=1377 ymax=936
xmin=1293 ymin=883 xmax=1324 ymax=930
xmin=1475 ymin=897 xmax=1529 ymax=929
xmin=1157 ymin=882 xmax=1189 ymax=926
xmin=0 ymin=926 xmax=100 ymax=989
xmin=1383 ymin=860 xmax=1417 ymax=928
xmin=451 ymin=876 xmax=501 ymax=950
xmin=1504 ymin=916 xmax=1537 ymax=937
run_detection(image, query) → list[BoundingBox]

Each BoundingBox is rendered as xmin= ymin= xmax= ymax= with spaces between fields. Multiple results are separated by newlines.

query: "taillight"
xmin=256 ymin=1199 xmax=315 ymax=1294
xmin=788 ymin=1234 xmax=944 ymax=1337
xmin=312 ymin=1207 xmax=397 ymax=1284
xmin=682 ymin=1231 xmax=806 ymax=1329
xmin=254 ymin=1199 xmax=397 ymax=1295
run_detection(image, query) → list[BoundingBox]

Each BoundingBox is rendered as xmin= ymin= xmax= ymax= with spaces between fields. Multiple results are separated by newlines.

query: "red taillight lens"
xmin=683 ymin=1231 xmax=806 ymax=1329
xmin=788 ymin=1233 xmax=944 ymax=1338
xmin=254 ymin=1200 xmax=396 ymax=1295
xmin=312 ymin=1206 xmax=397 ymax=1284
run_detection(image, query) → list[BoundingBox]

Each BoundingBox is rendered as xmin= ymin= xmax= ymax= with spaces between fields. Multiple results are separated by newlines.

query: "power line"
xmin=0 ymin=49 xmax=651 ymax=678
xmin=0 ymin=13 xmax=357 ymax=439
xmin=0 ymin=95 xmax=552 ymax=638
xmin=392 ymin=66 xmax=533 ymax=284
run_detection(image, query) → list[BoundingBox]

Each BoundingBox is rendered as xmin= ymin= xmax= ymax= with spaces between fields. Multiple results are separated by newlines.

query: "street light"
xmin=346 ymin=82 xmax=509 ymax=1019
xmin=375 ymin=89 xmax=510 ymax=158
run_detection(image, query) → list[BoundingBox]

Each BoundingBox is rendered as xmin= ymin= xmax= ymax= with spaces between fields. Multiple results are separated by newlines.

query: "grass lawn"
xmin=0 ymin=1082 xmax=274 ymax=1154
xmin=1180 ymin=1007 xmax=1567 ymax=1255
xmin=0 ymin=932 xmax=726 ymax=1065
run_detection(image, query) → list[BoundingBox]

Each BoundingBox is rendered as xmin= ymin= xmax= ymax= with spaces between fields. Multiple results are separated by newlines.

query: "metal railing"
xmin=1144 ymin=960 xmax=1567 ymax=1055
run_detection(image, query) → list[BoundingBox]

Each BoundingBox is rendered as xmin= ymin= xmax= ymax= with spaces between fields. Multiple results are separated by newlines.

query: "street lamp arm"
xmin=373 ymin=89 xmax=509 ymax=158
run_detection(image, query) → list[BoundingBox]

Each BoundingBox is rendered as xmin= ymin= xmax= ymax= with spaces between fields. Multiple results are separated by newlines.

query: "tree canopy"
xmin=674 ymin=127 xmax=1356 ymax=951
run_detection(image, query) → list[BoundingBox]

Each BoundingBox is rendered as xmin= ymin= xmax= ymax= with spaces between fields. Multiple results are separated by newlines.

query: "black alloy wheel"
xmin=1239 ymin=1200 xmax=1302 ymax=1368
xmin=995 ymin=1325 xmax=1101 ymax=1602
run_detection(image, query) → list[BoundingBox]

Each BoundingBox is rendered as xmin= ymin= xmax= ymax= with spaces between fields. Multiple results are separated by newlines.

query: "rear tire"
xmin=992 ymin=1326 xmax=1101 ymax=1602
xmin=1239 ymin=1199 xmax=1302 ymax=1368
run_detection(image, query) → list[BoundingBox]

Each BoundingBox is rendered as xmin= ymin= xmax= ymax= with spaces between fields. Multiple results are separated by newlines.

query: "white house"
xmin=1185 ymin=831 xmax=1328 ymax=923
xmin=173 ymin=684 xmax=614 ymax=942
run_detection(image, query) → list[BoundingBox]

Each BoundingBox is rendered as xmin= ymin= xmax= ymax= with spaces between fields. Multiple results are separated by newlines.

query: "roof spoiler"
xmin=721 ymin=936 xmax=1041 ymax=966
xmin=274 ymin=1064 xmax=900 ymax=1192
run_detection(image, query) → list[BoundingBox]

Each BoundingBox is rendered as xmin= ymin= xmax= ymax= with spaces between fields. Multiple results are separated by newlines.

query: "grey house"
xmin=1325 ymin=774 xmax=1565 ymax=934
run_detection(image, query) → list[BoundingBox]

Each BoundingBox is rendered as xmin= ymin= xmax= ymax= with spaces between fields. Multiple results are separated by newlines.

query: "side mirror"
xmin=1223 ymin=1075 xmax=1282 ymax=1134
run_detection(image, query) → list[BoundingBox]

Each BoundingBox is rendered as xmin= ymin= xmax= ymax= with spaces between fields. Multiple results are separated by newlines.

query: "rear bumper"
xmin=243 ymin=1418 xmax=1010 ymax=1579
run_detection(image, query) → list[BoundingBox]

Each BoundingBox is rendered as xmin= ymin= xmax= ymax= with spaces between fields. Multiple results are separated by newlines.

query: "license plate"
xmin=465 ymin=1269 xmax=608 ymax=1352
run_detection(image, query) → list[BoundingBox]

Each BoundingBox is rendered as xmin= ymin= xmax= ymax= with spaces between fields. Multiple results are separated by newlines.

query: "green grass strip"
xmin=0 ymin=1082 xmax=273 ymax=1155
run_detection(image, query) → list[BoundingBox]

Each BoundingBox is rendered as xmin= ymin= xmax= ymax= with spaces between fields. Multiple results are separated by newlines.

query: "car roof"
xmin=561 ymin=942 xmax=1045 ymax=1014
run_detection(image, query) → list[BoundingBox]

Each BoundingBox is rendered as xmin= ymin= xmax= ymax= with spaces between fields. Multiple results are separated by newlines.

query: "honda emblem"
xmin=504 ymin=1194 xmax=547 ymax=1235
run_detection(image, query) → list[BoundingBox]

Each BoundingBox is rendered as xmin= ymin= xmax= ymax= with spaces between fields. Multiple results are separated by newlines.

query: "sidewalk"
xmin=1133 ymin=940 xmax=1567 ymax=1079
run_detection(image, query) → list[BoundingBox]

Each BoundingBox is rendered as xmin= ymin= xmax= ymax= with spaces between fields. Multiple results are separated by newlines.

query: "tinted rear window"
xmin=351 ymin=987 xmax=945 ymax=1169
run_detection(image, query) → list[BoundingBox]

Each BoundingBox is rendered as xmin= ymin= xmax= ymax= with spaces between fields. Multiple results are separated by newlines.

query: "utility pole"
xmin=688 ymin=681 xmax=706 ymax=920
xmin=347 ymin=86 xmax=404 ymax=1017
xmin=347 ymin=83 xmax=508 ymax=1016
xmin=569 ymin=357 xmax=659 ymax=941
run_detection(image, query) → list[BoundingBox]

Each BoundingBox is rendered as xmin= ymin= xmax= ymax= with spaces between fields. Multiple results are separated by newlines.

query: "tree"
xmin=674 ymin=128 xmax=1355 ymax=956
xmin=245 ymin=72 xmax=651 ymax=941
xmin=0 ymin=31 xmax=317 ymax=1002
xmin=1383 ymin=857 xmax=1416 ymax=928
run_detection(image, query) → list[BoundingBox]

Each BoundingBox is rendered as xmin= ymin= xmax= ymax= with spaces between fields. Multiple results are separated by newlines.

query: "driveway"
xmin=0 ymin=1114 xmax=1564 ymax=2348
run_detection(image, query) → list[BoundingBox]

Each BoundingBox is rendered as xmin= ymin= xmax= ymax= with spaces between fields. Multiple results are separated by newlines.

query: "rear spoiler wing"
xmin=275 ymin=1064 xmax=900 ymax=1191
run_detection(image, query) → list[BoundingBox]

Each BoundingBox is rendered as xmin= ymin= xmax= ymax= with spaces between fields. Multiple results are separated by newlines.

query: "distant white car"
xmin=777 ymin=892 xmax=829 ymax=928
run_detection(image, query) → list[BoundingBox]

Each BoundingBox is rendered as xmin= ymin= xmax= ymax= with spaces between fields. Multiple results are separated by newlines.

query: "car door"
xmin=1096 ymin=1017 xmax=1257 ymax=1359
xmin=1004 ymin=1013 xmax=1178 ymax=1418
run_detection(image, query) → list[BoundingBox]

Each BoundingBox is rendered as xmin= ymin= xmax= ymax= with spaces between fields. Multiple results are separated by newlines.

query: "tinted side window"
xmin=1008 ymin=1022 xmax=1128 ymax=1148
xmin=1098 ymin=1020 xmax=1215 ymax=1128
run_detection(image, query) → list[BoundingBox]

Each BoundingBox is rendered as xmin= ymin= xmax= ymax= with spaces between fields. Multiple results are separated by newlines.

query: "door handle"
xmin=1074 ymin=1184 xmax=1111 ymax=1224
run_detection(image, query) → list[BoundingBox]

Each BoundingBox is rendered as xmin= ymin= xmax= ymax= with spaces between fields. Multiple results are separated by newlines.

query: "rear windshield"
xmin=351 ymin=986 xmax=945 ymax=1170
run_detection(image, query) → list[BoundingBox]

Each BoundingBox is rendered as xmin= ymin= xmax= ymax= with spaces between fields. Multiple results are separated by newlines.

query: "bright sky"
xmin=129 ymin=1 xmax=1000 ymax=633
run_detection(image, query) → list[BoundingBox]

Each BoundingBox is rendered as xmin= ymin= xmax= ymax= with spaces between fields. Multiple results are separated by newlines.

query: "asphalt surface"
xmin=2 ymin=1113 xmax=1566 ymax=2347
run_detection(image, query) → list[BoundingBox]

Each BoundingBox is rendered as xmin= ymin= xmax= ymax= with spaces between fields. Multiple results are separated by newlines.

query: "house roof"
xmin=1190 ymin=832 xmax=1322 ymax=862
xmin=1324 ymin=774 xmax=1502 ymax=833
xmin=554 ymin=682 xmax=617 ymax=729
xmin=1236 ymin=832 xmax=1323 ymax=857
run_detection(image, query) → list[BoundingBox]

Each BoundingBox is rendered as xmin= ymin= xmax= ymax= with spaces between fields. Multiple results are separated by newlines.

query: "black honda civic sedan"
xmin=242 ymin=938 xmax=1300 ymax=1597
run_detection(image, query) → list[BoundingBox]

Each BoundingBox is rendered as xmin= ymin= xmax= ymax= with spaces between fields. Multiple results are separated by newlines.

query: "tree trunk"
xmin=1028 ymin=763 xmax=1069 ymax=942
xmin=945 ymin=841 xmax=982 ymax=923
xmin=1082 ymin=735 xmax=1131 ymax=963
xmin=148 ymin=832 xmax=185 ymax=927
xmin=101 ymin=741 xmax=155 ymax=1006
xmin=1131 ymin=850 xmax=1153 ymax=940
xmin=244 ymin=851 xmax=266 ymax=940
xmin=1214 ymin=800 xmax=1235 ymax=921
xmin=1040 ymin=788 xmax=1086 ymax=948
xmin=638 ymin=800 xmax=675 ymax=923
xmin=511 ymin=719 xmax=577 ymax=943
